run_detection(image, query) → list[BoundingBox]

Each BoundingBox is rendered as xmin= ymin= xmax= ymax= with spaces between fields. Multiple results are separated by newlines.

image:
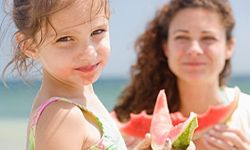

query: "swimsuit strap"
xmin=28 ymin=97 xmax=108 ymax=150
xmin=31 ymin=97 xmax=103 ymax=133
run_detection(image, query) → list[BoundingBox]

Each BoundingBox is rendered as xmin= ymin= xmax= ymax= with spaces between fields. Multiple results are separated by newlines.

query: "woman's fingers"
xmin=133 ymin=133 xmax=151 ymax=150
xmin=205 ymin=125 xmax=250 ymax=150
xmin=200 ymin=136 xmax=223 ymax=150
xmin=211 ymin=125 xmax=250 ymax=150
xmin=214 ymin=125 xmax=249 ymax=143
xmin=204 ymin=133 xmax=233 ymax=150
xmin=186 ymin=141 xmax=196 ymax=150
xmin=133 ymin=133 xmax=197 ymax=150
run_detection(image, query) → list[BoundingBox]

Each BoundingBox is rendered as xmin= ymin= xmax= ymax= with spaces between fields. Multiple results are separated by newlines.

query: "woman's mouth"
xmin=183 ymin=62 xmax=206 ymax=66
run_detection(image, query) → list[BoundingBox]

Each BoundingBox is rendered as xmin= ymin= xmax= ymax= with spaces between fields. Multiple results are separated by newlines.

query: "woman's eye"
xmin=91 ymin=29 xmax=106 ymax=36
xmin=56 ymin=36 xmax=73 ymax=42
xmin=202 ymin=37 xmax=217 ymax=43
xmin=175 ymin=36 xmax=189 ymax=41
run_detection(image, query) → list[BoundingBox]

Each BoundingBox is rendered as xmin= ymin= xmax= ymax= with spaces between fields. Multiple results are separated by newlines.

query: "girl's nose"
xmin=186 ymin=41 xmax=203 ymax=56
xmin=78 ymin=39 xmax=98 ymax=60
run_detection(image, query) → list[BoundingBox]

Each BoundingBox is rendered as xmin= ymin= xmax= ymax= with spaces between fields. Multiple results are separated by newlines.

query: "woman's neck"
xmin=178 ymin=80 xmax=222 ymax=116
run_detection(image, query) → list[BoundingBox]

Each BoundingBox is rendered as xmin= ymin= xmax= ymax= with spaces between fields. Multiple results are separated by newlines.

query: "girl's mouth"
xmin=75 ymin=62 xmax=100 ymax=73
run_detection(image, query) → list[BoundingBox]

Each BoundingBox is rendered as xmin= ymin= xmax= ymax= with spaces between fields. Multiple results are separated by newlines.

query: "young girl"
xmin=2 ymin=0 xmax=153 ymax=149
xmin=113 ymin=0 xmax=250 ymax=149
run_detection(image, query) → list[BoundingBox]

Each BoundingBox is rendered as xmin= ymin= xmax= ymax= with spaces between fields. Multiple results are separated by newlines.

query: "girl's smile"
xmin=75 ymin=62 xmax=100 ymax=73
xmin=31 ymin=0 xmax=111 ymax=86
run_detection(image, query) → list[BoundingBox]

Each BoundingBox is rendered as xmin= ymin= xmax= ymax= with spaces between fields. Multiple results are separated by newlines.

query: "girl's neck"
xmin=178 ymin=80 xmax=222 ymax=116
xmin=36 ymin=70 xmax=92 ymax=105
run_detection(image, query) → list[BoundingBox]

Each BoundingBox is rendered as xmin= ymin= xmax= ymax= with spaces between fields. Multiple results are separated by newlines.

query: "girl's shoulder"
xmin=31 ymin=97 xmax=89 ymax=130
xmin=30 ymin=97 xmax=89 ymax=149
xmin=34 ymin=97 xmax=88 ymax=128
xmin=29 ymin=97 xmax=105 ymax=150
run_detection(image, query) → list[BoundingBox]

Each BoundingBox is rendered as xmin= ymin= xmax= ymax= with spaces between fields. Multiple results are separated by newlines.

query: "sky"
xmin=0 ymin=0 xmax=250 ymax=80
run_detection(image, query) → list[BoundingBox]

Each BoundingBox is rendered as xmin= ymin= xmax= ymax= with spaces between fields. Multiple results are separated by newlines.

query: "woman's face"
xmin=164 ymin=8 xmax=234 ymax=85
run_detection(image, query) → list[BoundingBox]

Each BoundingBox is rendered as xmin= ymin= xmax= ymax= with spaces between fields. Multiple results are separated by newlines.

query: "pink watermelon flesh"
xmin=150 ymin=90 xmax=173 ymax=146
xmin=150 ymin=90 xmax=198 ymax=149
xmin=120 ymin=111 xmax=151 ymax=138
xmin=119 ymin=88 xmax=239 ymax=140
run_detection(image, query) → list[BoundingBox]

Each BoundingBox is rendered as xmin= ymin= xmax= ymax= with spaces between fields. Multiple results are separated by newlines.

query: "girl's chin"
xmin=80 ymin=75 xmax=100 ymax=85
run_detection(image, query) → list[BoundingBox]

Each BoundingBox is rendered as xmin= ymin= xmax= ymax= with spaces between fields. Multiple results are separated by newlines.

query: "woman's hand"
xmin=186 ymin=141 xmax=196 ymax=150
xmin=200 ymin=124 xmax=250 ymax=150
xmin=132 ymin=133 xmax=151 ymax=150
xmin=133 ymin=133 xmax=196 ymax=150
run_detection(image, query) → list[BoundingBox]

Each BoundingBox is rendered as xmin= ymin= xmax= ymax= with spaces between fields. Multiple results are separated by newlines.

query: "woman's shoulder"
xmin=224 ymin=86 xmax=250 ymax=119
xmin=225 ymin=86 xmax=250 ymax=106
xmin=225 ymin=87 xmax=250 ymax=138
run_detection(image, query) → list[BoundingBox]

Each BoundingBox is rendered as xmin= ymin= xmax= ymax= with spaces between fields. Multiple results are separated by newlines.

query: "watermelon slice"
xmin=150 ymin=90 xmax=198 ymax=150
xmin=120 ymin=111 xmax=152 ymax=138
xmin=119 ymin=87 xmax=239 ymax=140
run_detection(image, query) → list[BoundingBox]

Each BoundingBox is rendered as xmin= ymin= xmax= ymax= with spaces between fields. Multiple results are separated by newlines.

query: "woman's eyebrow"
xmin=172 ymin=29 xmax=189 ymax=34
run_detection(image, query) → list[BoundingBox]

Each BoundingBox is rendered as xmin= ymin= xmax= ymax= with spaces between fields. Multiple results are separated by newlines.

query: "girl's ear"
xmin=15 ymin=32 xmax=38 ymax=59
xmin=226 ymin=38 xmax=235 ymax=60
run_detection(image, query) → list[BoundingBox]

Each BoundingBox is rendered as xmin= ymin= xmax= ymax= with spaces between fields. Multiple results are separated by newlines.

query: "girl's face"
xmin=33 ymin=0 xmax=110 ymax=86
xmin=164 ymin=8 xmax=234 ymax=85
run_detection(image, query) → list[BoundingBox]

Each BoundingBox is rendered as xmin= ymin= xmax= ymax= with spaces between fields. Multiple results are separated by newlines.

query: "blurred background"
xmin=0 ymin=0 xmax=250 ymax=149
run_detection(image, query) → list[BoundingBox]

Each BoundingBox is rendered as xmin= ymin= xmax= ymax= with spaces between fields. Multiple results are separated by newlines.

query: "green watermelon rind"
xmin=172 ymin=113 xmax=198 ymax=150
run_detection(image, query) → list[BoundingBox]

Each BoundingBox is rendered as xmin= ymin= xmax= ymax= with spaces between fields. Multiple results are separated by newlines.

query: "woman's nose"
xmin=186 ymin=40 xmax=203 ymax=56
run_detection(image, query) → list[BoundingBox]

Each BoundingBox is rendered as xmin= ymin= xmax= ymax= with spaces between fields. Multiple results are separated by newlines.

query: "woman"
xmin=113 ymin=0 xmax=250 ymax=149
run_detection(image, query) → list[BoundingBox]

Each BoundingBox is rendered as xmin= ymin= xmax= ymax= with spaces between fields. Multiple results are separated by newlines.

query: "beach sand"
xmin=0 ymin=118 xmax=27 ymax=150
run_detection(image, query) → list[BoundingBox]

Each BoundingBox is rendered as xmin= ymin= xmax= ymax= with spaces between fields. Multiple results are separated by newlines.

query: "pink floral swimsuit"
xmin=28 ymin=97 xmax=125 ymax=150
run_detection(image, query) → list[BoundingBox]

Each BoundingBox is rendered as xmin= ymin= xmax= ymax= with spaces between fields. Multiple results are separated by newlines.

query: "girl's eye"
xmin=56 ymin=36 xmax=73 ymax=42
xmin=91 ymin=29 xmax=106 ymax=36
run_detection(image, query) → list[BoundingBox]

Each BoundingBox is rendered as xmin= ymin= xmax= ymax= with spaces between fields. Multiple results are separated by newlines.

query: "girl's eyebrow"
xmin=56 ymin=20 xmax=90 ymax=33
xmin=54 ymin=16 xmax=108 ymax=33
xmin=44 ymin=21 xmax=89 ymax=39
xmin=46 ymin=17 xmax=108 ymax=38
